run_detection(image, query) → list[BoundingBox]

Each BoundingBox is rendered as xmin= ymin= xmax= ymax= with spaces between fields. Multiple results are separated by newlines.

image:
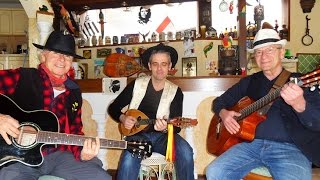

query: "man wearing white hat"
xmin=206 ymin=25 xmax=320 ymax=179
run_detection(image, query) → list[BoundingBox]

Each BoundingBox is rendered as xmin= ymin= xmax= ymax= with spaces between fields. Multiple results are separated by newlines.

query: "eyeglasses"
xmin=254 ymin=46 xmax=281 ymax=57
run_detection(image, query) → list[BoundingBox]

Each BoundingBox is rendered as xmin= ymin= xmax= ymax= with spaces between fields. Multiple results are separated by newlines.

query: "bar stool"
xmin=244 ymin=166 xmax=272 ymax=180
xmin=139 ymin=152 xmax=176 ymax=180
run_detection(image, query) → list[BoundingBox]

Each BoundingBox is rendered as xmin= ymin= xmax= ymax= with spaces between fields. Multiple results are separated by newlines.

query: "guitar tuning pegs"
xmin=310 ymin=86 xmax=316 ymax=91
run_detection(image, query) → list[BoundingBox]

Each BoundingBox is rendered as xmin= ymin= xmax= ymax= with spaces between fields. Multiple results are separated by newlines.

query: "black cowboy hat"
xmin=33 ymin=31 xmax=84 ymax=59
xmin=141 ymin=43 xmax=178 ymax=69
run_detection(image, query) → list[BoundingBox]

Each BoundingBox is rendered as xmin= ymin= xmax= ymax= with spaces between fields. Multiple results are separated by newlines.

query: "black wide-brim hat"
xmin=33 ymin=31 xmax=84 ymax=59
xmin=141 ymin=43 xmax=178 ymax=69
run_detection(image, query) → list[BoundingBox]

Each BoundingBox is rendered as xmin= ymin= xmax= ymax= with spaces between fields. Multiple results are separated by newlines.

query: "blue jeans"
xmin=206 ymin=139 xmax=311 ymax=180
xmin=0 ymin=151 xmax=111 ymax=180
xmin=117 ymin=132 xmax=194 ymax=180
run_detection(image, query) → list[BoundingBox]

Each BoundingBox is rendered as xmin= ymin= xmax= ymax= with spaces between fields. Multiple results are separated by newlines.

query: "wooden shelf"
xmin=78 ymin=38 xmax=239 ymax=49
xmin=75 ymin=76 xmax=243 ymax=93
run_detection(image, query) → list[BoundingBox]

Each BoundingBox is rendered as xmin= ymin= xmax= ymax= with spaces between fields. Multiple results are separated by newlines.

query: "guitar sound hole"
xmin=135 ymin=116 xmax=141 ymax=128
xmin=13 ymin=124 xmax=38 ymax=148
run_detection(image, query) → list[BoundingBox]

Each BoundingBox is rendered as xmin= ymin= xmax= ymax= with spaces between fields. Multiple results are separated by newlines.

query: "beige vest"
xmin=129 ymin=76 xmax=178 ymax=118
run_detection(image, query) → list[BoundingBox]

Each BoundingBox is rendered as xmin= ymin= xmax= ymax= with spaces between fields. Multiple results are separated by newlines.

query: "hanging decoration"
xmin=229 ymin=0 xmax=234 ymax=14
xmin=165 ymin=124 xmax=175 ymax=162
xmin=203 ymin=42 xmax=213 ymax=58
xmin=51 ymin=0 xmax=79 ymax=35
xmin=99 ymin=10 xmax=106 ymax=39
xmin=300 ymin=0 xmax=316 ymax=13
xmin=254 ymin=1 xmax=264 ymax=30
xmin=219 ymin=0 xmax=228 ymax=12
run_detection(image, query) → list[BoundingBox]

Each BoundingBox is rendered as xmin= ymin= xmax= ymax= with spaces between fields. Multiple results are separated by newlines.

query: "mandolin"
xmin=119 ymin=109 xmax=198 ymax=136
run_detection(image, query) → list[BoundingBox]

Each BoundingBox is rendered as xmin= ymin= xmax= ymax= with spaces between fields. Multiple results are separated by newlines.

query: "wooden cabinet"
xmin=0 ymin=54 xmax=29 ymax=70
xmin=0 ymin=9 xmax=28 ymax=35
xmin=11 ymin=10 xmax=28 ymax=35
xmin=0 ymin=10 xmax=11 ymax=35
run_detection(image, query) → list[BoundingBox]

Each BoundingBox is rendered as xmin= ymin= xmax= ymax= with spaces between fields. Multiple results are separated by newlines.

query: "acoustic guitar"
xmin=0 ymin=93 xmax=152 ymax=167
xmin=119 ymin=109 xmax=198 ymax=136
xmin=207 ymin=69 xmax=320 ymax=156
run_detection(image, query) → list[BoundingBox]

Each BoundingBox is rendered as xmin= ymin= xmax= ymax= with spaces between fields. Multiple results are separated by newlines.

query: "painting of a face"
xmin=140 ymin=8 xmax=148 ymax=18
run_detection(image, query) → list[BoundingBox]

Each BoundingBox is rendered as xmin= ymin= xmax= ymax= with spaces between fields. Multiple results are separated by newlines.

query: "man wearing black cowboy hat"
xmin=108 ymin=43 xmax=194 ymax=180
xmin=206 ymin=24 xmax=320 ymax=179
xmin=0 ymin=31 xmax=111 ymax=180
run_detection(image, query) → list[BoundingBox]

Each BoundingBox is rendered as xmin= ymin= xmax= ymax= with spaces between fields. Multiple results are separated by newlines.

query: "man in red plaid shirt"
xmin=0 ymin=31 xmax=111 ymax=180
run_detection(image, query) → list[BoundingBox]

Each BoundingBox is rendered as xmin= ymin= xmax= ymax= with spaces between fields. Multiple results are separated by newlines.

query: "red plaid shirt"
xmin=0 ymin=67 xmax=83 ymax=160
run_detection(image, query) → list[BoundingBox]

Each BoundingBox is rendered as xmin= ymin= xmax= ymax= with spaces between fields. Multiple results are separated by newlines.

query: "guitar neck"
xmin=237 ymin=88 xmax=281 ymax=121
xmin=37 ymin=131 xmax=127 ymax=149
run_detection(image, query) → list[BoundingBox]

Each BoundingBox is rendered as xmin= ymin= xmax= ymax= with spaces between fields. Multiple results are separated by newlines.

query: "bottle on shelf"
xmin=274 ymin=20 xmax=279 ymax=32
xmin=224 ymin=28 xmax=228 ymax=36
xmin=279 ymin=24 xmax=288 ymax=40
xmin=219 ymin=32 xmax=225 ymax=39
xmin=233 ymin=26 xmax=238 ymax=38
xmin=228 ymin=27 xmax=234 ymax=38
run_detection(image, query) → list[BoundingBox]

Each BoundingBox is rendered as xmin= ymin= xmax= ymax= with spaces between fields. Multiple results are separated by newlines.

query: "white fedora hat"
xmin=247 ymin=28 xmax=287 ymax=53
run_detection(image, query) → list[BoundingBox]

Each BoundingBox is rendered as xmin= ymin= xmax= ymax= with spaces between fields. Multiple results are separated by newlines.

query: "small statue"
xmin=39 ymin=5 xmax=48 ymax=12
xmin=151 ymin=32 xmax=157 ymax=42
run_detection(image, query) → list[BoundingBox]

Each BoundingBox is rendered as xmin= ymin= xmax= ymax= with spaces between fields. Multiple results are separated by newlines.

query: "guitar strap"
xmin=272 ymin=69 xmax=291 ymax=90
xmin=260 ymin=69 xmax=291 ymax=114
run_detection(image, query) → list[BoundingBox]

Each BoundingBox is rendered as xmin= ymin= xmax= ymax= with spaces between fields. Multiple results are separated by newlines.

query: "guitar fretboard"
xmin=237 ymin=88 xmax=281 ymax=121
xmin=236 ymin=76 xmax=305 ymax=121
xmin=37 ymin=131 xmax=127 ymax=149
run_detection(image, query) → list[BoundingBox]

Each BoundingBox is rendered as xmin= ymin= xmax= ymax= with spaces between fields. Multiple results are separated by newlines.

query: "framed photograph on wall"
xmin=83 ymin=50 xmax=91 ymax=59
xmin=97 ymin=48 xmax=112 ymax=58
xmin=182 ymin=57 xmax=197 ymax=77
xmin=102 ymin=77 xmax=127 ymax=94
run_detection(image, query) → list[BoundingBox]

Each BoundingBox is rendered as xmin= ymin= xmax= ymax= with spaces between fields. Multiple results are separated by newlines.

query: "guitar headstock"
xmin=169 ymin=117 xmax=198 ymax=128
xmin=126 ymin=140 xmax=152 ymax=158
xmin=298 ymin=68 xmax=320 ymax=91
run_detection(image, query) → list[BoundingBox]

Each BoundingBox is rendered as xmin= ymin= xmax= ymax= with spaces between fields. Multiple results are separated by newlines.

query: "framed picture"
xmin=102 ymin=77 xmax=127 ymax=94
xmin=94 ymin=59 xmax=105 ymax=79
xmin=97 ymin=48 xmax=112 ymax=58
xmin=182 ymin=57 xmax=197 ymax=77
xmin=83 ymin=50 xmax=91 ymax=59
